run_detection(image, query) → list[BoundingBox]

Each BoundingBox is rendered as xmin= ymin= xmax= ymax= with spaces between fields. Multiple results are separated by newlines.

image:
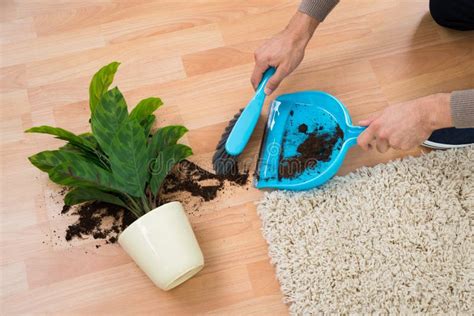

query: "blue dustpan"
xmin=255 ymin=91 xmax=366 ymax=190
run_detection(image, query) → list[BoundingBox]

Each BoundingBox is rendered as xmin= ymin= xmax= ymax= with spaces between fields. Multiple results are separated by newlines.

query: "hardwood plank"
xmin=183 ymin=46 xmax=254 ymax=77
xmin=205 ymin=295 xmax=287 ymax=315
xmin=370 ymin=39 xmax=474 ymax=103
xmin=0 ymin=261 xmax=28 ymax=299
xmin=0 ymin=90 xmax=31 ymax=143
xmin=220 ymin=6 xmax=295 ymax=46
xmin=33 ymin=2 xmax=118 ymax=37
xmin=7 ymin=0 xmax=113 ymax=21
xmin=247 ymin=260 xmax=282 ymax=297
xmin=370 ymin=40 xmax=474 ymax=85
xmin=0 ymin=0 xmax=16 ymax=22
xmin=0 ymin=17 xmax=36 ymax=45
xmin=99 ymin=0 xmax=293 ymax=45
xmin=26 ymin=54 xmax=185 ymax=93
xmin=0 ymin=64 xmax=27 ymax=93
xmin=25 ymin=247 xmax=131 ymax=289
xmin=2 ymin=263 xmax=253 ymax=314
xmin=27 ymin=55 xmax=184 ymax=125
xmin=0 ymin=27 xmax=105 ymax=68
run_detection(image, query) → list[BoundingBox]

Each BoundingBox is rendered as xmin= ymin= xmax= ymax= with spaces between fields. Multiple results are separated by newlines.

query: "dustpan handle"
xmin=346 ymin=125 xmax=367 ymax=147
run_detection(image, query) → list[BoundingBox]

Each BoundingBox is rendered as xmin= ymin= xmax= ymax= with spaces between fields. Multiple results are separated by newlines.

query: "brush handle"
xmin=225 ymin=67 xmax=276 ymax=156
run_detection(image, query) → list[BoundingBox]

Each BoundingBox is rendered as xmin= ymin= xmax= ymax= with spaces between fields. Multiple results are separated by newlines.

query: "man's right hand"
xmin=251 ymin=11 xmax=319 ymax=95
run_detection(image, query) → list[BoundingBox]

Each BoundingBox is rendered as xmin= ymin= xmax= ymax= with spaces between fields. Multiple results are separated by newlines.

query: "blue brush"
xmin=225 ymin=67 xmax=276 ymax=155
xmin=212 ymin=67 xmax=275 ymax=175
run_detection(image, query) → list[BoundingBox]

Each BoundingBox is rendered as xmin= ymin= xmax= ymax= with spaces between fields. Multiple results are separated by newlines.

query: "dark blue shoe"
xmin=423 ymin=127 xmax=474 ymax=149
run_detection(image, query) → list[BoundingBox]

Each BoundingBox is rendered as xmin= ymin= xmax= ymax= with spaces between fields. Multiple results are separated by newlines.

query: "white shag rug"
xmin=257 ymin=147 xmax=473 ymax=314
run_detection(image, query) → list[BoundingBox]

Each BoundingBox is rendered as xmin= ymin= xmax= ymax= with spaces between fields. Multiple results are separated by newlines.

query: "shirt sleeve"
xmin=298 ymin=0 xmax=340 ymax=22
xmin=450 ymin=89 xmax=474 ymax=128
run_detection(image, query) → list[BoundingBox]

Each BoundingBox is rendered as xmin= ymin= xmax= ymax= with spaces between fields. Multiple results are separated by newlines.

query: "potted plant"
xmin=26 ymin=62 xmax=204 ymax=291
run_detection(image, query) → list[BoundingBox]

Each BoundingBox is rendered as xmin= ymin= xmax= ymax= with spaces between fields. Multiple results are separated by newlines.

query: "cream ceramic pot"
xmin=118 ymin=201 xmax=204 ymax=291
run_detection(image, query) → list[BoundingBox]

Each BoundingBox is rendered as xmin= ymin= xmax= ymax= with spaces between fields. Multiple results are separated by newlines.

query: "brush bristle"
xmin=212 ymin=108 xmax=244 ymax=176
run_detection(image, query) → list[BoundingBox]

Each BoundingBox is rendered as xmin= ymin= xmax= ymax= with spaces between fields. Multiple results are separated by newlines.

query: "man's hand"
xmin=357 ymin=93 xmax=452 ymax=152
xmin=251 ymin=12 xmax=319 ymax=95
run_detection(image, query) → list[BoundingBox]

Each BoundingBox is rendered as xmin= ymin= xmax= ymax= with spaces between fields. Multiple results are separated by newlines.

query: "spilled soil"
xmin=161 ymin=160 xmax=248 ymax=202
xmin=62 ymin=202 xmax=135 ymax=245
xmin=61 ymin=160 xmax=248 ymax=245
xmin=279 ymin=124 xmax=344 ymax=179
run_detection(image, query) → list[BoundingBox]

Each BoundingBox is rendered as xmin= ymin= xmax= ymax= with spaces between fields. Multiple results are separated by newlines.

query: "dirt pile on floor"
xmin=61 ymin=160 xmax=248 ymax=245
xmin=62 ymin=202 xmax=135 ymax=245
xmin=161 ymin=159 xmax=248 ymax=202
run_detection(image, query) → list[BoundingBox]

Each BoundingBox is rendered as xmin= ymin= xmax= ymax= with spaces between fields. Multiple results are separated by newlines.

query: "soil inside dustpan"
xmin=60 ymin=160 xmax=249 ymax=246
xmin=279 ymin=124 xmax=344 ymax=180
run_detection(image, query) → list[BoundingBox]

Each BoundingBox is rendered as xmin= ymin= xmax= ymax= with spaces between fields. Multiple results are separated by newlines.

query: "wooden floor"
xmin=1 ymin=0 xmax=473 ymax=314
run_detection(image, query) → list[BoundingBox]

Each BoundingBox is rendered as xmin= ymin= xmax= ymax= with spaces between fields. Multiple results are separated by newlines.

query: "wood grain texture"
xmin=1 ymin=0 xmax=473 ymax=314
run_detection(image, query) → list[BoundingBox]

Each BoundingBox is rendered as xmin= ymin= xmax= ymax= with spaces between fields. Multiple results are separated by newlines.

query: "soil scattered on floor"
xmin=161 ymin=160 xmax=248 ymax=202
xmin=64 ymin=202 xmax=135 ymax=244
xmin=61 ymin=160 xmax=248 ymax=245
xmin=279 ymin=124 xmax=344 ymax=179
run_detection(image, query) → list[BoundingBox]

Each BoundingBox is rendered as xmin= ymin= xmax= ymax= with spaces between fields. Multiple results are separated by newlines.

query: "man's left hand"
xmin=357 ymin=93 xmax=452 ymax=152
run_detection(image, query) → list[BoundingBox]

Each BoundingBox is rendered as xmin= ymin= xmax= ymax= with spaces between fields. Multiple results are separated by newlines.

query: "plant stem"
xmin=141 ymin=195 xmax=151 ymax=213
xmin=126 ymin=205 xmax=142 ymax=219
xmin=126 ymin=202 xmax=142 ymax=219
xmin=124 ymin=194 xmax=144 ymax=217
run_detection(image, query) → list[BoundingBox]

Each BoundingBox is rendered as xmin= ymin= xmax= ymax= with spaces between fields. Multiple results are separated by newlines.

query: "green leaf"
xmin=64 ymin=187 xmax=128 ymax=209
xmin=149 ymin=144 xmax=193 ymax=197
xmin=48 ymin=159 xmax=124 ymax=193
xmin=59 ymin=133 xmax=109 ymax=169
xmin=60 ymin=145 xmax=108 ymax=170
xmin=107 ymin=119 xmax=149 ymax=198
xmin=78 ymin=133 xmax=98 ymax=146
xmin=142 ymin=115 xmax=155 ymax=137
xmin=89 ymin=62 xmax=120 ymax=113
xmin=91 ymin=87 xmax=128 ymax=156
xmin=28 ymin=150 xmax=87 ymax=173
xmin=129 ymin=97 xmax=162 ymax=123
xmin=59 ymin=133 xmax=98 ymax=153
xmin=149 ymin=125 xmax=189 ymax=158
xmin=25 ymin=126 xmax=96 ymax=153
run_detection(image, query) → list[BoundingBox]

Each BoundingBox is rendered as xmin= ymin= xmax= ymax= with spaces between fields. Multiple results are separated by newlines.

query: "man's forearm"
xmin=285 ymin=11 xmax=320 ymax=43
xmin=299 ymin=0 xmax=340 ymax=22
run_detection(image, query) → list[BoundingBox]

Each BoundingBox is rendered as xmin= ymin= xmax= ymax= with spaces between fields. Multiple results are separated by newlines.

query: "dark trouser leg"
xmin=429 ymin=0 xmax=474 ymax=30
